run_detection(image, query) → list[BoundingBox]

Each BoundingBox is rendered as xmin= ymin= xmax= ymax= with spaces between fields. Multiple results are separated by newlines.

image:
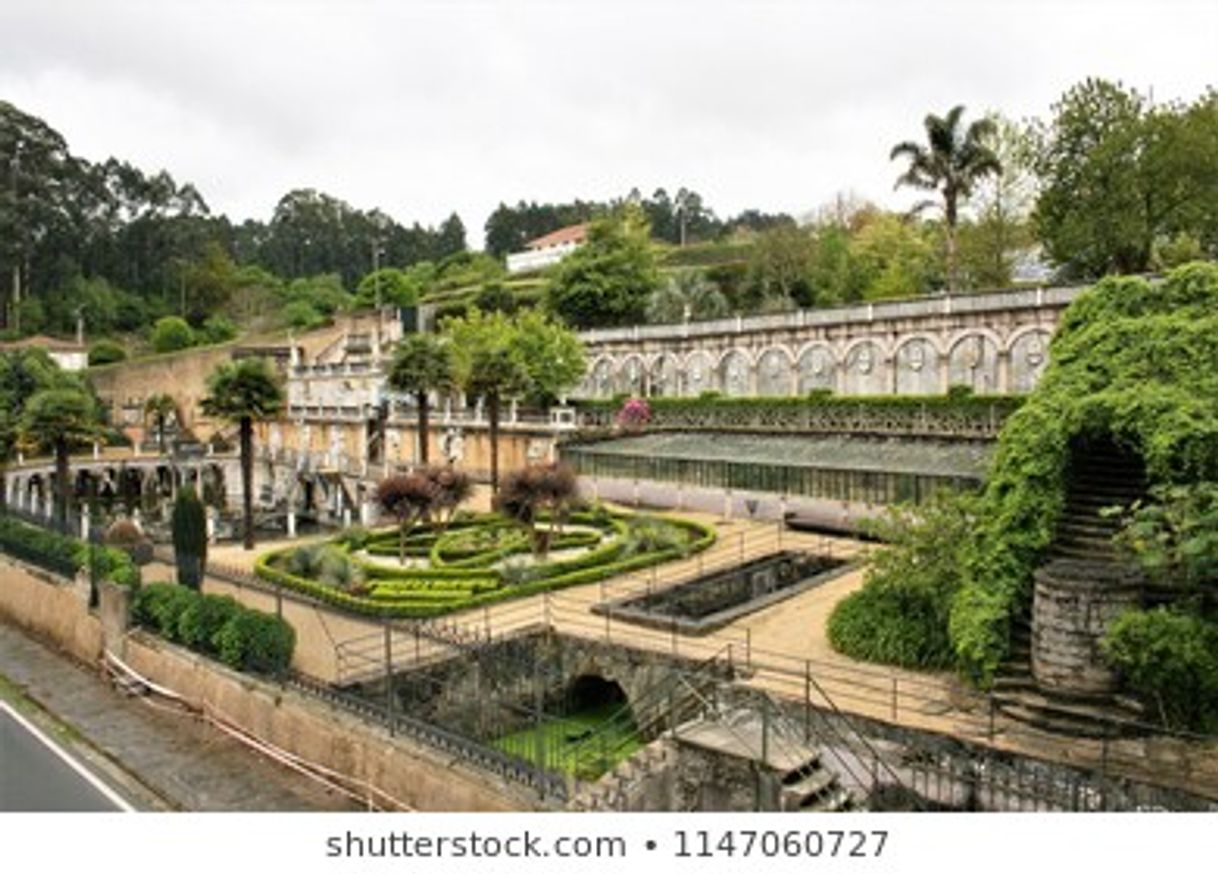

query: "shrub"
xmin=150 ymin=316 xmax=195 ymax=353
xmin=104 ymin=518 xmax=154 ymax=566
xmin=133 ymin=584 xmax=197 ymax=642
xmin=215 ymin=610 xmax=295 ymax=675
xmin=88 ymin=339 xmax=127 ymax=366
xmin=199 ymin=315 xmax=238 ymax=344
xmin=828 ymin=491 xmax=978 ymax=670
xmin=1101 ymin=607 xmax=1218 ymax=731
xmin=176 ymin=594 xmax=240 ymax=655
xmin=616 ymin=397 xmax=652 ymax=431
xmin=172 ymin=487 xmax=207 ymax=590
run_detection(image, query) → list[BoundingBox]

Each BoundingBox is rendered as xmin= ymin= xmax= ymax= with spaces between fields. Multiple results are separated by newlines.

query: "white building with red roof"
xmin=505 ymin=222 xmax=589 ymax=274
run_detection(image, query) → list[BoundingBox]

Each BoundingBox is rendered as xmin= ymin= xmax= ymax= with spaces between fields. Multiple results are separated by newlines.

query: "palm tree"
xmin=386 ymin=333 xmax=454 ymax=466
xmin=20 ymin=388 xmax=104 ymax=529
xmin=200 ymin=358 xmax=285 ymax=550
xmin=143 ymin=393 xmax=178 ymax=454
xmin=891 ymin=105 xmax=1002 ymax=292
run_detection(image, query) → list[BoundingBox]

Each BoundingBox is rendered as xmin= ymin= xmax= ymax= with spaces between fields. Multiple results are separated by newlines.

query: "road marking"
xmin=0 ymin=700 xmax=135 ymax=812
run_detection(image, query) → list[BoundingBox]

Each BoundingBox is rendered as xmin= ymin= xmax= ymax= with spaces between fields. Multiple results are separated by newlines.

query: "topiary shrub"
xmin=104 ymin=517 xmax=153 ymax=566
xmin=176 ymin=593 xmax=241 ymax=655
xmin=172 ymin=487 xmax=208 ymax=590
xmin=150 ymin=316 xmax=195 ymax=353
xmin=88 ymin=339 xmax=127 ymax=366
xmin=133 ymin=584 xmax=197 ymax=642
xmin=215 ymin=610 xmax=295 ymax=675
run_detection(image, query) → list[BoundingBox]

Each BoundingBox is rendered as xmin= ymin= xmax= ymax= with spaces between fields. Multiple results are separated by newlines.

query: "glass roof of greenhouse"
xmin=565 ymin=432 xmax=993 ymax=479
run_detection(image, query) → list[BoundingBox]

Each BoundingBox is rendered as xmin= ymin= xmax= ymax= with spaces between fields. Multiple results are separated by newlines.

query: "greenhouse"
xmin=560 ymin=432 xmax=991 ymax=505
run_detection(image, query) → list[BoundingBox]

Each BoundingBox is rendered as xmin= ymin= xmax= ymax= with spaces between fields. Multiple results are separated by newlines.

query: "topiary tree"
xmin=172 ymin=486 xmax=208 ymax=589
xmin=88 ymin=339 xmax=127 ymax=366
xmin=494 ymin=462 xmax=579 ymax=558
xmin=423 ymin=464 xmax=473 ymax=530
xmin=376 ymin=472 xmax=439 ymax=564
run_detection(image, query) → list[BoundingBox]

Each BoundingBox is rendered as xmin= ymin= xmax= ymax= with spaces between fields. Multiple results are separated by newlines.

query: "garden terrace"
xmin=561 ymin=432 xmax=990 ymax=506
xmin=255 ymin=510 xmax=716 ymax=619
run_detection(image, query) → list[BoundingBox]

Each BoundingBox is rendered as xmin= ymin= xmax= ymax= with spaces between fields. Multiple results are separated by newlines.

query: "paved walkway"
xmin=0 ymin=621 xmax=357 ymax=812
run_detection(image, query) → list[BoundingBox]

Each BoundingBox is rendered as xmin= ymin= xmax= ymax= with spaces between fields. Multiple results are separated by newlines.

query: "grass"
xmin=492 ymin=701 xmax=642 ymax=781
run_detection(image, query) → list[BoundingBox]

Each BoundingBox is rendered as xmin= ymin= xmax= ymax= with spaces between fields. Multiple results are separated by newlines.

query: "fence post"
xmin=483 ymin=605 xmax=491 ymax=641
xmin=670 ymin=617 xmax=677 ymax=656
xmin=988 ymin=693 xmax=996 ymax=741
xmin=738 ymin=531 xmax=745 ymax=565
xmin=745 ymin=627 xmax=752 ymax=669
xmin=891 ymin=677 xmax=898 ymax=722
xmin=383 ymin=617 xmax=394 ymax=736
xmin=804 ymin=659 xmax=812 ymax=742
xmin=1099 ymin=733 xmax=1110 ymax=812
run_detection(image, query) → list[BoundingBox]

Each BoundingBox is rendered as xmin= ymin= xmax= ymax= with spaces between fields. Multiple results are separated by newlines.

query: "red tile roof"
xmin=525 ymin=223 xmax=589 ymax=250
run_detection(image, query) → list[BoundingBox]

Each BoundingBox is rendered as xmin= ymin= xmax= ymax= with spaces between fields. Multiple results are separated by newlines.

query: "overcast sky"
xmin=3 ymin=0 xmax=1215 ymax=247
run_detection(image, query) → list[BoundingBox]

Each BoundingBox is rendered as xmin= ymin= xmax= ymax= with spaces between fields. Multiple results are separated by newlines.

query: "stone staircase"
xmin=993 ymin=441 xmax=1148 ymax=737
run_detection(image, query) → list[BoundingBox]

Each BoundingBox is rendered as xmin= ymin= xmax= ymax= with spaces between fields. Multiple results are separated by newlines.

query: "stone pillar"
xmin=509 ymin=398 xmax=518 ymax=425
xmin=1031 ymin=560 xmax=1143 ymax=696
xmin=938 ymin=352 xmax=951 ymax=394
xmin=997 ymin=350 xmax=1012 ymax=395
xmin=361 ymin=497 xmax=374 ymax=527
xmin=98 ymin=581 xmax=133 ymax=658
xmin=342 ymin=506 xmax=352 ymax=528
xmin=286 ymin=509 xmax=297 ymax=538
xmin=80 ymin=504 xmax=90 ymax=542
xmin=723 ymin=489 xmax=733 ymax=520
xmin=92 ymin=441 xmax=101 ymax=460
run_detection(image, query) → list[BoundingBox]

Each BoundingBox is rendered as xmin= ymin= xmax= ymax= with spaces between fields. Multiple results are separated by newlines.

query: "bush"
xmin=133 ymin=584 xmax=197 ymax=642
xmin=150 ymin=316 xmax=195 ymax=353
xmin=176 ymin=594 xmax=240 ymax=655
xmin=214 ymin=610 xmax=295 ymax=675
xmin=88 ymin=339 xmax=127 ymax=366
xmin=828 ymin=491 xmax=977 ymax=670
xmin=1101 ymin=607 xmax=1218 ymax=731
xmin=199 ymin=315 xmax=238 ymax=344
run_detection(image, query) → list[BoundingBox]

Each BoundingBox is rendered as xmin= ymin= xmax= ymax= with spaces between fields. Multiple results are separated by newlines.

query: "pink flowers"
xmin=616 ymin=397 xmax=652 ymax=431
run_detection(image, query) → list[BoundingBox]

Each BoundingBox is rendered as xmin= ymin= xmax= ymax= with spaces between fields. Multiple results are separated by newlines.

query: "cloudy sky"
xmin=3 ymin=0 xmax=1215 ymax=246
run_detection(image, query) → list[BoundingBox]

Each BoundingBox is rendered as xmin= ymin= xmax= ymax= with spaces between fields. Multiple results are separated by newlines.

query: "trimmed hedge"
xmin=133 ymin=584 xmax=294 ymax=676
xmin=0 ymin=515 xmax=140 ymax=589
xmin=253 ymin=511 xmax=717 ymax=618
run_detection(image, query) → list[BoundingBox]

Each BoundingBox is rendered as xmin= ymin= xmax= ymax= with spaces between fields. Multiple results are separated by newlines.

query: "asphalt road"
xmin=0 ymin=702 xmax=132 ymax=812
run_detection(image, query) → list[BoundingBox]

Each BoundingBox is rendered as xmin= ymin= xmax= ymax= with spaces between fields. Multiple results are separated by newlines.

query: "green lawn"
xmin=492 ymin=702 xmax=642 ymax=781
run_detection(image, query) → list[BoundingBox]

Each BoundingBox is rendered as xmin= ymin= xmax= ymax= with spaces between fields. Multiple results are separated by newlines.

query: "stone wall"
xmin=119 ymin=634 xmax=532 ymax=812
xmin=0 ymin=556 xmax=103 ymax=665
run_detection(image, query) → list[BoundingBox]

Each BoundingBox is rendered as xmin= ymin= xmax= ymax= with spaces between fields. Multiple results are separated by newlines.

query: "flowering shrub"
xmin=616 ymin=397 xmax=651 ymax=431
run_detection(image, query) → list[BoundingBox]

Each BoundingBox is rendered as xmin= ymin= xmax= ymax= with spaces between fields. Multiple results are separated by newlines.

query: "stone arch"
xmin=717 ymin=348 xmax=752 ymax=396
xmin=648 ymin=353 xmax=682 ymax=398
xmin=1007 ymin=327 xmax=1053 ymax=394
xmin=796 ymin=342 xmax=838 ymax=394
xmin=589 ymin=356 xmax=616 ymax=399
xmin=617 ymin=355 xmax=647 ymax=396
xmin=894 ymin=334 xmax=944 ymax=395
xmin=564 ymin=674 xmax=630 ymax=716
xmin=948 ymin=331 xmax=1001 ymax=394
xmin=841 ymin=339 xmax=889 ymax=396
xmin=755 ymin=346 xmax=795 ymax=397
xmin=682 ymin=351 xmax=715 ymax=397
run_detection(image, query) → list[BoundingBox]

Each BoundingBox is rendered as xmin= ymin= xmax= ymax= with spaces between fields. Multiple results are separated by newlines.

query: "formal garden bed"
xmin=254 ymin=508 xmax=716 ymax=618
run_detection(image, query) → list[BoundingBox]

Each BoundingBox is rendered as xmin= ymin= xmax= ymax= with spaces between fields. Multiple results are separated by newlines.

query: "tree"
xmin=545 ymin=205 xmax=660 ymax=329
xmin=423 ymin=465 xmax=473 ymax=530
xmin=957 ymin=113 xmax=1038 ymax=289
xmin=1031 ymin=79 xmax=1218 ymax=277
xmin=19 ymin=387 xmax=103 ymax=528
xmin=172 ymin=486 xmax=207 ymax=589
xmin=143 ymin=393 xmax=177 ymax=453
xmin=150 ymin=316 xmax=194 ymax=353
xmin=645 ymin=270 xmax=729 ymax=323
xmin=355 ymin=267 xmax=421 ymax=309
xmin=506 ymin=309 xmax=586 ymax=406
xmin=200 ymin=358 xmax=284 ymax=550
xmin=747 ymin=224 xmax=816 ymax=308
xmin=891 ymin=105 xmax=1002 ymax=291
xmin=386 ymin=333 xmax=455 ymax=465
xmin=88 ymin=339 xmax=127 ymax=366
xmin=443 ymin=309 xmax=529 ymax=494
xmin=494 ymin=462 xmax=579 ymax=559
xmin=376 ymin=472 xmax=438 ymax=564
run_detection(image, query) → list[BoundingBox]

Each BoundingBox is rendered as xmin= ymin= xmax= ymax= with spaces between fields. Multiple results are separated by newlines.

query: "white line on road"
xmin=0 ymin=700 xmax=135 ymax=812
